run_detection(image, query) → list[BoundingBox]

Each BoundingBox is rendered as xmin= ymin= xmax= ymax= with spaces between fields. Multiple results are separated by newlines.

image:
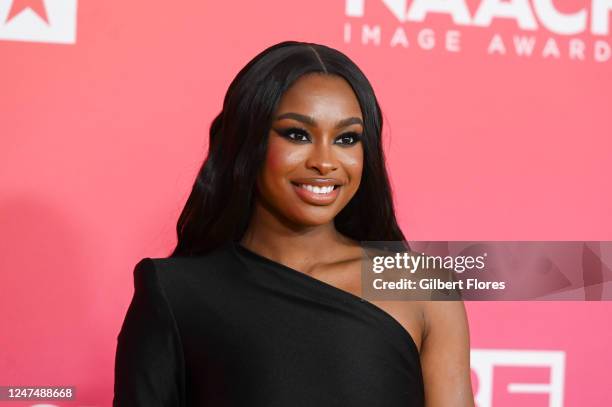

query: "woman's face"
xmin=255 ymin=73 xmax=364 ymax=228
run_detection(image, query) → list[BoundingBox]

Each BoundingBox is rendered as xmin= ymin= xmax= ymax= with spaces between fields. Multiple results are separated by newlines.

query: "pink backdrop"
xmin=1 ymin=0 xmax=610 ymax=405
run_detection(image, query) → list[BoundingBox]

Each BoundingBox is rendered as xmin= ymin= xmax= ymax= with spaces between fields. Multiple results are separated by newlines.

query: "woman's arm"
xmin=420 ymin=300 xmax=474 ymax=406
xmin=113 ymin=258 xmax=186 ymax=407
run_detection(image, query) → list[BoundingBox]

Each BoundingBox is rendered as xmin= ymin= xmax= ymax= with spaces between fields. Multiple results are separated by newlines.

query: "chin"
xmin=287 ymin=210 xmax=338 ymax=228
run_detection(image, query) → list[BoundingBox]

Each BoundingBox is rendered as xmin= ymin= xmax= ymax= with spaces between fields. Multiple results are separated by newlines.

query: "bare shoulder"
xmin=422 ymin=300 xmax=470 ymax=339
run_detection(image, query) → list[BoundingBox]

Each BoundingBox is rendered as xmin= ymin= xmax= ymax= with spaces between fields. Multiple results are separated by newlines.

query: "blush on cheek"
xmin=339 ymin=147 xmax=364 ymax=169
xmin=264 ymin=147 xmax=284 ymax=171
xmin=345 ymin=158 xmax=363 ymax=176
xmin=263 ymin=137 xmax=288 ymax=171
xmin=264 ymin=137 xmax=303 ymax=173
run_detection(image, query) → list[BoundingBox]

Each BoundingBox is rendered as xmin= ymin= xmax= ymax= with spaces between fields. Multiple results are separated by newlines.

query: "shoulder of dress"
xmin=134 ymin=245 xmax=237 ymax=287
xmin=148 ymin=245 xmax=234 ymax=272
xmin=131 ymin=246 xmax=238 ymax=314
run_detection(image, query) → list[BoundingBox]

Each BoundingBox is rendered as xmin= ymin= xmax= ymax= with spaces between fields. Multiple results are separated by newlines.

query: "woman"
xmin=113 ymin=40 xmax=473 ymax=406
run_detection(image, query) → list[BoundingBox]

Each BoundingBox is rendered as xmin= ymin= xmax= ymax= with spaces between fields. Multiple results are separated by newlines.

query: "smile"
xmin=295 ymin=183 xmax=337 ymax=194
xmin=290 ymin=182 xmax=341 ymax=205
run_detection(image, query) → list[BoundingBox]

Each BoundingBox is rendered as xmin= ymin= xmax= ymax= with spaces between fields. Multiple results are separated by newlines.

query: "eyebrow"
xmin=275 ymin=112 xmax=363 ymax=129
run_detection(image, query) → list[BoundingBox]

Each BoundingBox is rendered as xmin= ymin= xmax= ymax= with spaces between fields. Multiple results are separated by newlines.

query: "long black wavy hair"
xmin=169 ymin=40 xmax=408 ymax=257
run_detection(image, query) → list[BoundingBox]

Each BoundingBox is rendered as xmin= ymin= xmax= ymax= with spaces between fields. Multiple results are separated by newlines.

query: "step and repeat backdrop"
xmin=1 ymin=0 xmax=611 ymax=406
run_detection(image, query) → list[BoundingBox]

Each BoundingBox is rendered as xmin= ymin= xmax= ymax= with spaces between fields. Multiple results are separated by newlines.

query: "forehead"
xmin=274 ymin=74 xmax=363 ymax=120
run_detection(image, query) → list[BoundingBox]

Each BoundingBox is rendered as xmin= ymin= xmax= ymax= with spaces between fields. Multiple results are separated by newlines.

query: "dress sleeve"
xmin=113 ymin=258 xmax=186 ymax=407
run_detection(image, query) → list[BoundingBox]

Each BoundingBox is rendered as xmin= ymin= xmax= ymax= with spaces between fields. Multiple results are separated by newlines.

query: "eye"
xmin=277 ymin=127 xmax=310 ymax=143
xmin=335 ymin=132 xmax=362 ymax=146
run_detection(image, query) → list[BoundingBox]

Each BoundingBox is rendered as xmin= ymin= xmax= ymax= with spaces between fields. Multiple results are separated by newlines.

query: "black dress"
xmin=113 ymin=241 xmax=424 ymax=406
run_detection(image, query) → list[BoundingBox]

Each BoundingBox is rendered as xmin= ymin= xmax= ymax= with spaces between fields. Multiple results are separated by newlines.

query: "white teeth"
xmin=297 ymin=184 xmax=335 ymax=194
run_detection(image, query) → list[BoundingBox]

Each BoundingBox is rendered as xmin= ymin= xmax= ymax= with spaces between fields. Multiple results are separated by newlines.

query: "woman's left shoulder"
xmin=421 ymin=299 xmax=469 ymax=338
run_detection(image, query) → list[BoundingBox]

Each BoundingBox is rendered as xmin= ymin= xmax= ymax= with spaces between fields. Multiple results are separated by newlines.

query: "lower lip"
xmin=291 ymin=183 xmax=340 ymax=205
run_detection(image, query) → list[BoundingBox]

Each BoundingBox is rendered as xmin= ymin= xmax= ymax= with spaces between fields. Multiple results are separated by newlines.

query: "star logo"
xmin=0 ymin=0 xmax=78 ymax=44
xmin=5 ymin=0 xmax=48 ymax=24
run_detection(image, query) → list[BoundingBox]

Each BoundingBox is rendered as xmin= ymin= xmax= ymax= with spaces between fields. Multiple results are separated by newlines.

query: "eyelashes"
xmin=276 ymin=127 xmax=362 ymax=146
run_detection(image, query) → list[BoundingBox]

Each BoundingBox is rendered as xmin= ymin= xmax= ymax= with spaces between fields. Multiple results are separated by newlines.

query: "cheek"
xmin=342 ymin=148 xmax=364 ymax=181
xmin=257 ymin=138 xmax=304 ymax=209
xmin=263 ymin=142 xmax=285 ymax=173
xmin=263 ymin=137 xmax=303 ymax=176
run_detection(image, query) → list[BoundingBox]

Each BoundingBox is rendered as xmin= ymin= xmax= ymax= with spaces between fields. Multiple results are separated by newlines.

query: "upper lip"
xmin=291 ymin=178 xmax=344 ymax=187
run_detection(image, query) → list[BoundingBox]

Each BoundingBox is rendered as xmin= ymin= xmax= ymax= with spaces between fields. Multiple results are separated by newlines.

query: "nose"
xmin=305 ymin=140 xmax=339 ymax=175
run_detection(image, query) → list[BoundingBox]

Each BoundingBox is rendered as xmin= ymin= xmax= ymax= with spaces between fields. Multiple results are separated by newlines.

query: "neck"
xmin=239 ymin=200 xmax=353 ymax=267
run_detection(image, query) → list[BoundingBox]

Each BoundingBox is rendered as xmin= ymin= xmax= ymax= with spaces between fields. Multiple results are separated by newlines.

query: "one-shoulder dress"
xmin=113 ymin=241 xmax=424 ymax=406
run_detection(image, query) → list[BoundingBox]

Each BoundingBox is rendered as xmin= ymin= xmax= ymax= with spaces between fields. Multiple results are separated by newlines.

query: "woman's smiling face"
xmin=255 ymin=73 xmax=364 ymax=228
